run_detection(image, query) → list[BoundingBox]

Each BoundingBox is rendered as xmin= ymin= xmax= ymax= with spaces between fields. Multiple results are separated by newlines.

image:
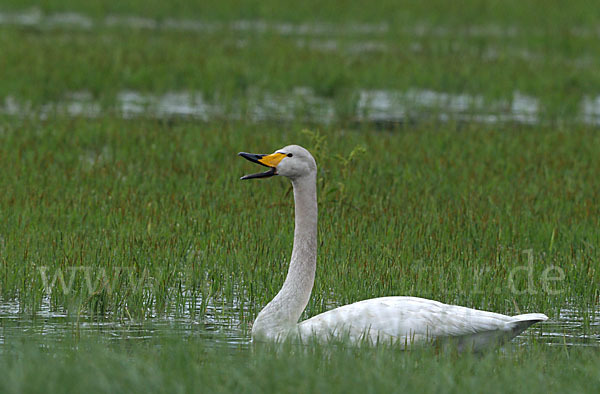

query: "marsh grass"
xmin=0 ymin=334 xmax=599 ymax=394
xmin=2 ymin=1 xmax=600 ymax=118
xmin=0 ymin=117 xmax=598 ymax=329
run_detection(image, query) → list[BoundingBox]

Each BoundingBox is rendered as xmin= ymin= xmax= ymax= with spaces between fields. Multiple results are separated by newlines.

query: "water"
xmin=0 ymin=8 xmax=389 ymax=36
xmin=3 ymin=7 xmax=600 ymax=39
xmin=1 ymin=7 xmax=598 ymax=70
xmin=534 ymin=303 xmax=600 ymax=347
xmin=1 ymin=295 xmax=597 ymax=350
xmin=4 ymin=88 xmax=600 ymax=126
xmin=0 ymin=296 xmax=251 ymax=349
xmin=2 ymin=7 xmax=599 ymax=126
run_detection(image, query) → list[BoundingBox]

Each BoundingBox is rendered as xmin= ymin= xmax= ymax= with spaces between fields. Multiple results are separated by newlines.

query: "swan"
xmin=239 ymin=145 xmax=547 ymax=350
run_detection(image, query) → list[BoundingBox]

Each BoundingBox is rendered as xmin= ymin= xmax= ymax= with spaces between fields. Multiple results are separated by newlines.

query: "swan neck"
xmin=292 ymin=174 xmax=318 ymax=237
xmin=252 ymin=172 xmax=317 ymax=338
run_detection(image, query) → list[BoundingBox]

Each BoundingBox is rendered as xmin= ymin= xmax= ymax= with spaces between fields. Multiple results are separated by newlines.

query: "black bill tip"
xmin=238 ymin=152 xmax=270 ymax=167
xmin=240 ymin=167 xmax=277 ymax=180
xmin=239 ymin=152 xmax=277 ymax=180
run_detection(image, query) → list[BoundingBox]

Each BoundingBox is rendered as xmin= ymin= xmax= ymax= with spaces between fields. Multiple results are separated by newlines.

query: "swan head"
xmin=238 ymin=145 xmax=316 ymax=180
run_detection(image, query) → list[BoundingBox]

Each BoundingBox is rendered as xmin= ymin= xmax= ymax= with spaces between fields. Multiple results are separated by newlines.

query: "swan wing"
xmin=297 ymin=296 xmax=547 ymax=347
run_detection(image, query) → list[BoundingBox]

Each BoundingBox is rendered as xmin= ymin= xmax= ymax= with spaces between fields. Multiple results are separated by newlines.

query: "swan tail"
xmin=505 ymin=313 xmax=548 ymax=337
xmin=449 ymin=313 xmax=548 ymax=351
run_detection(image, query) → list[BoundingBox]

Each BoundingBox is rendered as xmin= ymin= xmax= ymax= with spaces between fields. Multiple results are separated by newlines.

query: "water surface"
xmin=4 ymin=88 xmax=600 ymax=126
xmin=1 ymin=296 xmax=597 ymax=350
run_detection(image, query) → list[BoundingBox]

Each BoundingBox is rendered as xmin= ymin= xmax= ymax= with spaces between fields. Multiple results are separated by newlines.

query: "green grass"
xmin=1 ymin=1 xmax=600 ymax=117
xmin=3 ymin=0 xmax=600 ymax=27
xmin=0 ymin=118 xmax=598 ymax=324
xmin=1 ymin=335 xmax=599 ymax=394
xmin=0 ymin=330 xmax=600 ymax=393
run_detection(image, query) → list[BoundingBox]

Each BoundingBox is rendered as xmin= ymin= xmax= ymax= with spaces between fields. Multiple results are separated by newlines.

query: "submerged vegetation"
xmin=0 ymin=0 xmax=599 ymax=392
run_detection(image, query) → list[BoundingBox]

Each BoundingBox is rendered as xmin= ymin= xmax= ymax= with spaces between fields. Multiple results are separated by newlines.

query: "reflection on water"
xmin=533 ymin=303 xmax=600 ymax=347
xmin=0 ymin=8 xmax=389 ymax=36
xmin=3 ymin=7 xmax=600 ymax=39
xmin=5 ymin=87 xmax=600 ymax=126
xmin=0 ymin=296 xmax=251 ymax=349
xmin=1 ymin=296 xmax=597 ymax=349
xmin=2 ymin=7 xmax=600 ymax=126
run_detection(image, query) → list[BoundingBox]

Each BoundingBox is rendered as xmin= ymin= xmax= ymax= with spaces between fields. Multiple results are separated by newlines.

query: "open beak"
xmin=238 ymin=152 xmax=286 ymax=180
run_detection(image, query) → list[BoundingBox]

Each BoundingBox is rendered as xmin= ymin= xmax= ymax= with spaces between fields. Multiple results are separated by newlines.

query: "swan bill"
xmin=240 ymin=167 xmax=276 ymax=180
xmin=238 ymin=151 xmax=286 ymax=180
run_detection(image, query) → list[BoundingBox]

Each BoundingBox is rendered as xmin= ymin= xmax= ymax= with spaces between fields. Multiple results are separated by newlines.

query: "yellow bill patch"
xmin=258 ymin=152 xmax=287 ymax=167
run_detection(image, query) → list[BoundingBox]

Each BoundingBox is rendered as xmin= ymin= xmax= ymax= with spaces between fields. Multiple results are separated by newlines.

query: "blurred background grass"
xmin=1 ymin=0 xmax=600 ymax=119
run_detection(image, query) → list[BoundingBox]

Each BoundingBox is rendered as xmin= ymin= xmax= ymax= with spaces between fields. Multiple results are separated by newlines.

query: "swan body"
xmin=239 ymin=145 xmax=547 ymax=350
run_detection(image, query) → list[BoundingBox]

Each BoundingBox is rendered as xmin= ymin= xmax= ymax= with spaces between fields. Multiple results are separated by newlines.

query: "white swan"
xmin=239 ymin=145 xmax=547 ymax=350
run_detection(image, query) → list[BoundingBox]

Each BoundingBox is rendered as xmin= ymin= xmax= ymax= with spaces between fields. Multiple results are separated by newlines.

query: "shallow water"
xmin=3 ymin=7 xmax=600 ymax=39
xmin=4 ymin=88 xmax=600 ymax=126
xmin=2 ymin=7 xmax=600 ymax=126
xmin=1 ymin=296 xmax=597 ymax=349
xmin=0 ymin=296 xmax=251 ymax=349
xmin=533 ymin=303 xmax=600 ymax=348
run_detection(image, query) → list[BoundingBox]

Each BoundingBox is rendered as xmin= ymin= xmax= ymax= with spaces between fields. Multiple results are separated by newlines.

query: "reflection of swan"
xmin=239 ymin=145 xmax=547 ymax=350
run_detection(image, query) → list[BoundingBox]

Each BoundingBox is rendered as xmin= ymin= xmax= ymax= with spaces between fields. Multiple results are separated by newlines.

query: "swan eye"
xmin=287 ymin=153 xmax=293 ymax=157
